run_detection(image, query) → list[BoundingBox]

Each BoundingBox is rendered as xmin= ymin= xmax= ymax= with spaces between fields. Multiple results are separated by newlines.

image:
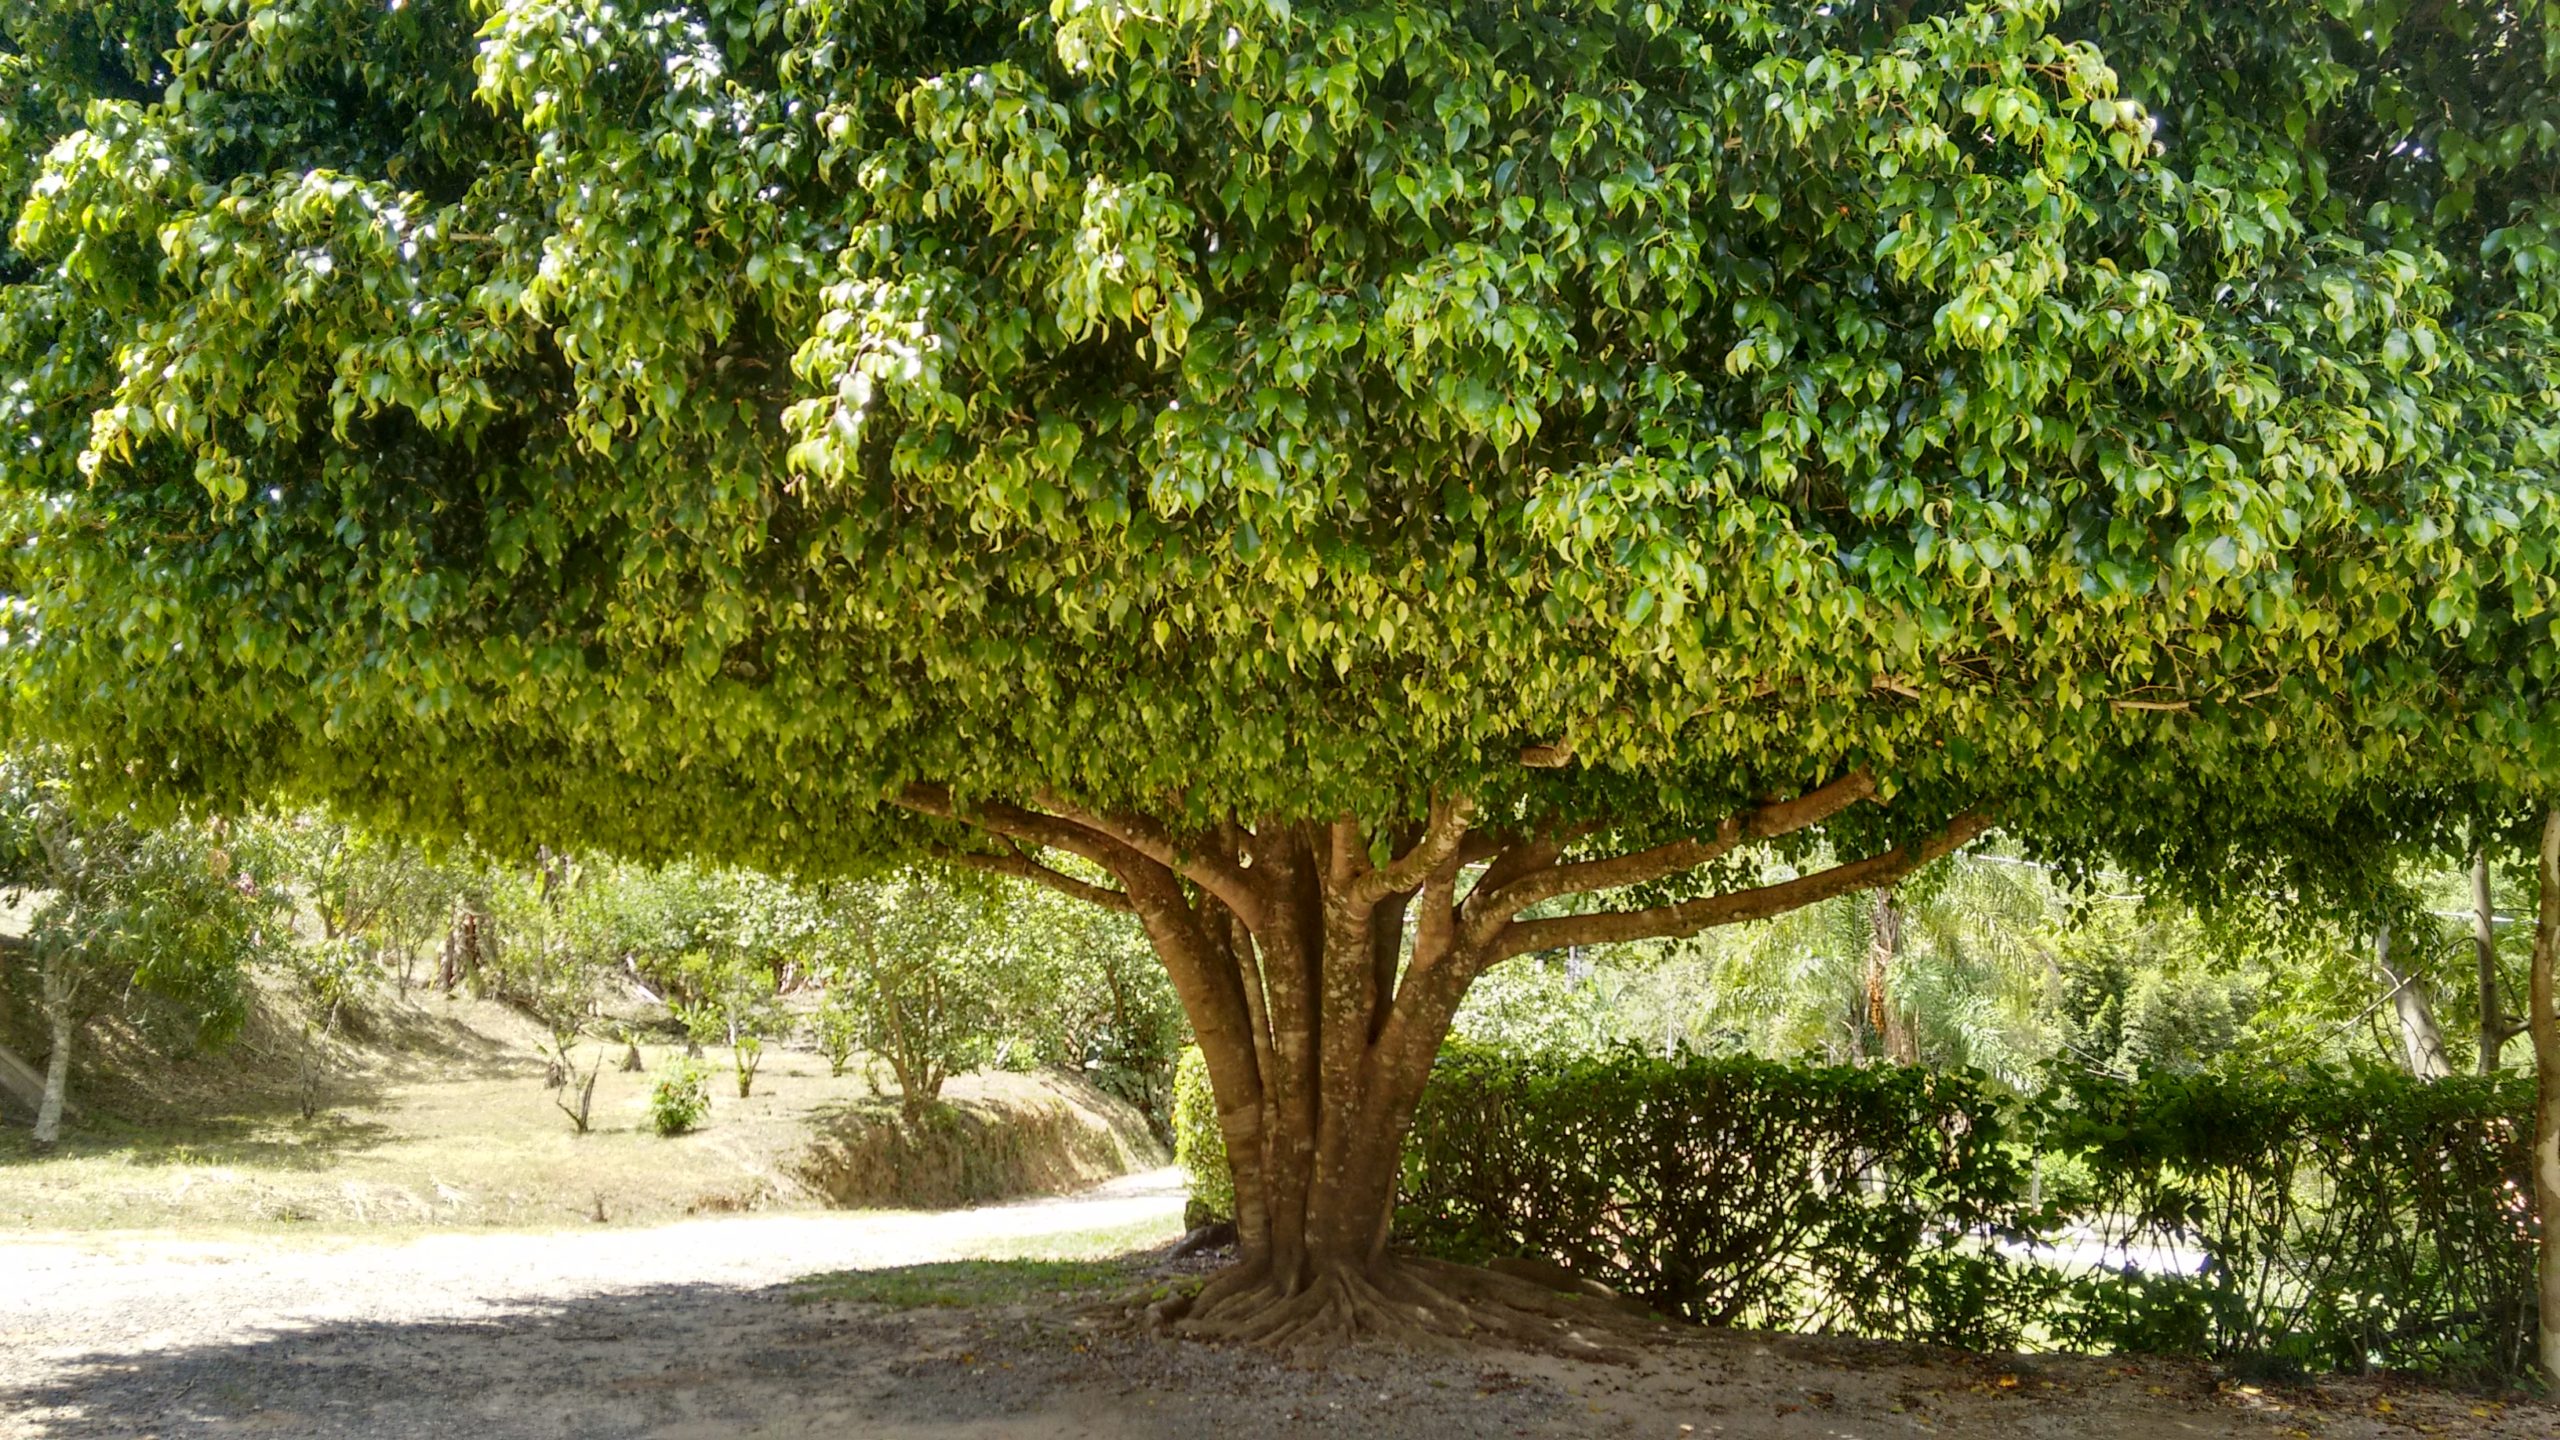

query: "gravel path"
xmin=6 ymin=1168 xmax=2553 ymax=1440
xmin=0 ymin=1167 xmax=1185 ymax=1365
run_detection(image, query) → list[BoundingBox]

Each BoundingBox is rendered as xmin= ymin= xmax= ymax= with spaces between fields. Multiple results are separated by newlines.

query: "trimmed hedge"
xmin=1402 ymin=1048 xmax=2049 ymax=1349
xmin=1175 ymin=1045 xmax=2538 ymax=1378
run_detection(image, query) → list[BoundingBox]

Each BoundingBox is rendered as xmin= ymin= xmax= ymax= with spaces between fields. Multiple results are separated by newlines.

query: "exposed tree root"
xmin=1148 ymin=1254 xmax=1668 ymax=1363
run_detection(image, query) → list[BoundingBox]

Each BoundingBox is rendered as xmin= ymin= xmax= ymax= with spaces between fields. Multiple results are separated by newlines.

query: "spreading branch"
xmin=1030 ymin=789 xmax=1268 ymax=931
xmin=931 ymin=843 xmax=1134 ymax=912
xmin=1489 ymin=810 xmax=1992 ymax=962
xmin=1468 ymin=770 xmax=1878 ymax=932
xmin=1344 ymin=794 xmax=1476 ymax=907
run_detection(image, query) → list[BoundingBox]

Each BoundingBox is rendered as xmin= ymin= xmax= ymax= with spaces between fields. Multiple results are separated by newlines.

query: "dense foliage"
xmin=1402 ymin=1046 xmax=2041 ymax=1348
xmin=2 ymin=0 xmax=2554 ymax=898
xmin=1381 ymin=1049 xmax=2538 ymax=1378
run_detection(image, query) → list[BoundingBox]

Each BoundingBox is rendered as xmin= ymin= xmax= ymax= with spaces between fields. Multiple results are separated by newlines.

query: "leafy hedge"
xmin=1401 ymin=1048 xmax=2052 ymax=1348
xmin=1172 ymin=1046 xmax=1234 ymax=1224
xmin=2037 ymin=1067 xmax=2536 ymax=1380
xmin=1179 ymin=1046 xmax=2538 ymax=1378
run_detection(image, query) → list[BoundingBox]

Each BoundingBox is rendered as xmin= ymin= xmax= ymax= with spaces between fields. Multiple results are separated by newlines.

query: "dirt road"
xmin=3 ymin=1169 xmax=2548 ymax=1440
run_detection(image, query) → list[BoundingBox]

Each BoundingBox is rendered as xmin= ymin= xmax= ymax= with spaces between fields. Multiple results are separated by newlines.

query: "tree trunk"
xmin=33 ymin=969 xmax=74 ymax=1149
xmin=2375 ymin=922 xmax=2451 ymax=1080
xmin=888 ymin=774 xmax=1987 ymax=1352
xmin=2526 ymin=807 xmax=2560 ymax=1388
xmin=1866 ymin=889 xmax=1917 ymax=1064
xmin=2478 ymin=844 xmax=2511 ymax=1076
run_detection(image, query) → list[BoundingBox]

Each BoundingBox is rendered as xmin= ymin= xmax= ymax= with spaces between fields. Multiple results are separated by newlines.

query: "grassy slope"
xmin=0 ymin=977 xmax=1164 ymax=1234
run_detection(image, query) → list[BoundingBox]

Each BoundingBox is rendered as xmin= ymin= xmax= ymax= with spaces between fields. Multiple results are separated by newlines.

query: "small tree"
xmin=282 ymin=935 xmax=369 ymax=1121
xmin=813 ymin=978 xmax=862 ymax=1079
xmin=0 ymin=757 xmax=289 ymax=1146
xmin=675 ymin=949 xmax=783 ymax=1099
xmin=818 ymin=875 xmax=1006 ymax=1120
xmin=486 ymin=858 xmax=611 ymax=1132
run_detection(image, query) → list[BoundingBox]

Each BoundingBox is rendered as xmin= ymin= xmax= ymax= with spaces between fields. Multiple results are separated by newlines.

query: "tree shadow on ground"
xmin=0 ymin=1102 xmax=398 ymax=1172
xmin=0 ymin=1271 xmax=1573 ymax=1440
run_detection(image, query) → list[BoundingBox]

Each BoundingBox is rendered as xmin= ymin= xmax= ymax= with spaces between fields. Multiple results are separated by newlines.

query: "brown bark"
xmin=2528 ymin=807 xmax=2560 ymax=1389
xmin=891 ymin=777 xmax=1985 ymax=1350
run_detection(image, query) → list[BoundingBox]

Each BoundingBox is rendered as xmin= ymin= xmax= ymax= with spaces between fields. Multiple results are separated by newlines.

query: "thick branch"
xmin=1346 ymin=795 xmax=1475 ymax=907
xmin=931 ymin=844 xmax=1133 ymax=912
xmin=1470 ymin=770 xmax=1878 ymax=934
xmin=1031 ymin=790 xmax=1267 ymax=931
xmin=1490 ymin=811 xmax=1992 ymax=962
xmin=894 ymin=783 xmax=1145 ymax=876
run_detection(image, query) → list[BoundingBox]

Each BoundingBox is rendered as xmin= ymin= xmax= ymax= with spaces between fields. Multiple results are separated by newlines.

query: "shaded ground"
xmin=3 ymin=1168 xmax=2547 ymax=1440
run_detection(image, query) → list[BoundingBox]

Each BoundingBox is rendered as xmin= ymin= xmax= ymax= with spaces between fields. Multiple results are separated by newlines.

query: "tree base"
xmin=1149 ymin=1255 xmax=1661 ymax=1361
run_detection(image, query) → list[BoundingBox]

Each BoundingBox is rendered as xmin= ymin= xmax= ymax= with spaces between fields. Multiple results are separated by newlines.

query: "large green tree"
xmin=5 ymin=0 xmax=2558 ymax=1345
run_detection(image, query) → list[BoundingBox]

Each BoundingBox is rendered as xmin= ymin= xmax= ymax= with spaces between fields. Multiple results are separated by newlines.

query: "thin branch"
xmin=1489 ymin=811 xmax=1993 ymax=962
xmin=931 ymin=844 xmax=1134 ymax=913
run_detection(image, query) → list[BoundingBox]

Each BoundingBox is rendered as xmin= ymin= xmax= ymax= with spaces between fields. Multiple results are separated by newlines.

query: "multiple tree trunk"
xmin=899 ymin=773 xmax=1984 ymax=1347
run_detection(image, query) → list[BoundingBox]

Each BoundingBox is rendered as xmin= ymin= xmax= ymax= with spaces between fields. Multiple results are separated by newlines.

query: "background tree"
xmin=4 ymin=0 xmax=2558 ymax=1349
xmin=674 ymin=948 xmax=784 ymax=1100
xmin=995 ymin=885 xmax=1187 ymax=1136
xmin=0 ymin=757 xmax=291 ymax=1146
xmin=817 ymin=874 xmax=1010 ymax=1120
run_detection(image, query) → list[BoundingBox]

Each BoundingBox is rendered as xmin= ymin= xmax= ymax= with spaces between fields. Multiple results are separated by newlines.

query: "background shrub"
xmin=1400 ymin=1046 xmax=2048 ymax=1349
xmin=2037 ymin=1065 xmax=2534 ymax=1381
xmin=649 ymin=1059 xmax=712 ymax=1137
xmin=1172 ymin=1046 xmax=1233 ymax=1223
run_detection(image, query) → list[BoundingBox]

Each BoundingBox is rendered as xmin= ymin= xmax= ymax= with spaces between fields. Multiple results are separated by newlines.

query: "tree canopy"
xmin=3 ymin=0 xmax=2554 ymax=878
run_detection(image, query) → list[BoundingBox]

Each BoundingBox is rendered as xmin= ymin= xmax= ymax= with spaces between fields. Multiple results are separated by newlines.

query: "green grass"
xmin=790 ymin=1256 xmax=1145 ymax=1309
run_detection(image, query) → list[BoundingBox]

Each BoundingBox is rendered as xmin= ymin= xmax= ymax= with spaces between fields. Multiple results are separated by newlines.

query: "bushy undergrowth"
xmin=648 ymin=1059 xmax=712 ymax=1137
xmin=1171 ymin=1046 xmax=1234 ymax=1224
xmin=2037 ymin=1066 xmax=2535 ymax=1380
xmin=1182 ymin=1046 xmax=2536 ymax=1380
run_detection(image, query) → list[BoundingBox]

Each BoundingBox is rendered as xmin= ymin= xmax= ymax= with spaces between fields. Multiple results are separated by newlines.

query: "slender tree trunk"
xmin=2527 ymin=807 xmax=2560 ymax=1388
xmin=33 ymin=964 xmax=75 ymax=1149
xmin=2375 ymin=922 xmax=2452 ymax=1079
xmin=1866 ymin=889 xmax=1916 ymax=1064
xmin=2478 ymin=844 xmax=2510 ymax=1075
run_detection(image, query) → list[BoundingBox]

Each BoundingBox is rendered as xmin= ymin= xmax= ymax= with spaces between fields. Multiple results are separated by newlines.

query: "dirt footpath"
xmin=2 ymin=1170 xmax=2549 ymax=1440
